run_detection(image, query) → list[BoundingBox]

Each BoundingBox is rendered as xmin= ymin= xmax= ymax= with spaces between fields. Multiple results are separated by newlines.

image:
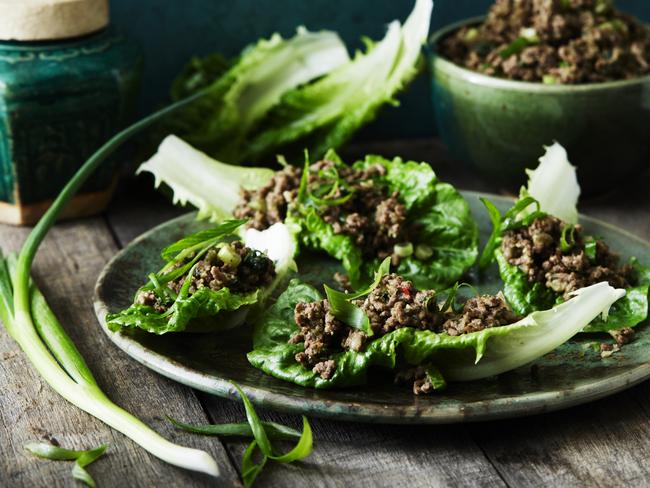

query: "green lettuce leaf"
xmin=107 ymin=222 xmax=295 ymax=334
xmin=241 ymin=0 xmax=433 ymax=163
xmin=494 ymin=249 xmax=557 ymax=316
xmin=491 ymin=228 xmax=649 ymax=332
xmin=164 ymin=28 xmax=350 ymax=163
xmin=291 ymin=153 xmax=478 ymax=289
xmin=584 ymin=260 xmax=650 ymax=332
xmin=138 ymin=136 xmax=275 ymax=222
xmin=355 ymin=155 xmax=478 ymax=289
xmin=107 ymin=287 xmax=260 ymax=335
xmin=248 ymin=280 xmax=625 ymax=388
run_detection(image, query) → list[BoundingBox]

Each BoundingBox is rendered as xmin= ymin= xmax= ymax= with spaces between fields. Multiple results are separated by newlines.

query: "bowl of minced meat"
xmin=429 ymin=0 xmax=650 ymax=194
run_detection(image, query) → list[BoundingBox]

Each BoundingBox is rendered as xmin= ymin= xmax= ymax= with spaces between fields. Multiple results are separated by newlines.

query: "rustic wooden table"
xmin=1 ymin=140 xmax=649 ymax=487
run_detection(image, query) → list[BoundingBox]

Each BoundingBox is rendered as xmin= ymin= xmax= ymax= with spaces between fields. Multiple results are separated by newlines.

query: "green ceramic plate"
xmin=94 ymin=191 xmax=650 ymax=424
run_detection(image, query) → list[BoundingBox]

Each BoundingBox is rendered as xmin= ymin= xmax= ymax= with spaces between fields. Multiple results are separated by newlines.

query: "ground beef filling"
xmin=501 ymin=216 xmax=634 ymax=299
xmin=289 ymin=274 xmax=519 ymax=391
xmin=136 ymin=241 xmax=275 ymax=312
xmin=439 ymin=0 xmax=650 ymax=83
xmin=233 ymin=160 xmax=410 ymax=264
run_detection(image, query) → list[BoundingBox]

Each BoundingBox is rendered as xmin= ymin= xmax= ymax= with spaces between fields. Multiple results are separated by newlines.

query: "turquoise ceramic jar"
xmin=430 ymin=17 xmax=650 ymax=194
xmin=0 ymin=10 xmax=142 ymax=224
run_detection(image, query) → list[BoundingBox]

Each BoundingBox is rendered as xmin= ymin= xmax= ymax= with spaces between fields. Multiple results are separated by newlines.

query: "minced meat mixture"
xmin=233 ymin=160 xmax=410 ymax=265
xmin=289 ymin=273 xmax=519 ymax=393
xmin=136 ymin=241 xmax=275 ymax=312
xmin=439 ymin=0 xmax=650 ymax=83
xmin=501 ymin=216 xmax=634 ymax=299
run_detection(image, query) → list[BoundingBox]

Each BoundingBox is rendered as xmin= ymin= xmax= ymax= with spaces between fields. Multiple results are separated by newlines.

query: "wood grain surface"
xmin=1 ymin=140 xmax=648 ymax=487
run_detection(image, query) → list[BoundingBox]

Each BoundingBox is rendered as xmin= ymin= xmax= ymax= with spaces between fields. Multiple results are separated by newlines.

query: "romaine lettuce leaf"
xmin=107 ymin=288 xmax=260 ymax=335
xmin=138 ymin=136 xmax=274 ymax=222
xmin=491 ymin=229 xmax=649 ymax=332
xmin=165 ymin=28 xmax=350 ymax=163
xmin=480 ymin=141 xmax=649 ymax=332
xmin=356 ymin=155 xmax=478 ymax=289
xmin=523 ymin=142 xmax=580 ymax=224
xmin=241 ymin=0 xmax=433 ymax=163
xmin=247 ymin=279 xmax=625 ymax=388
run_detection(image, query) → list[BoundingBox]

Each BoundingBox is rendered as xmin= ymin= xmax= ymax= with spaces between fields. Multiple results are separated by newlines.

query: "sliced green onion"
xmin=415 ymin=244 xmax=433 ymax=260
xmin=464 ymin=28 xmax=479 ymax=42
xmin=560 ymin=224 xmax=576 ymax=253
xmin=393 ymin=243 xmax=413 ymax=258
xmin=25 ymin=442 xmax=108 ymax=488
xmin=218 ymin=243 xmax=242 ymax=267
xmin=585 ymin=239 xmax=598 ymax=261
xmin=542 ymin=75 xmax=558 ymax=85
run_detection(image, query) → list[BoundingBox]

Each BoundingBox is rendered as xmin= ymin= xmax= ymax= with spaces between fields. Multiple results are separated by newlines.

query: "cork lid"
xmin=0 ymin=0 xmax=109 ymax=41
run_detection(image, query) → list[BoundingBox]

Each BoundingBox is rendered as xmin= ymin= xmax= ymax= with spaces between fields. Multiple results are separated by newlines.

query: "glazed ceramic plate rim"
xmin=93 ymin=191 xmax=650 ymax=424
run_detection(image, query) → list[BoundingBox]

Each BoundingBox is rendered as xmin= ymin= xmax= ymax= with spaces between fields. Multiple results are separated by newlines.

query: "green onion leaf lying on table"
xmin=169 ymin=383 xmax=312 ymax=487
xmin=169 ymin=418 xmax=302 ymax=441
xmin=25 ymin=442 xmax=108 ymax=488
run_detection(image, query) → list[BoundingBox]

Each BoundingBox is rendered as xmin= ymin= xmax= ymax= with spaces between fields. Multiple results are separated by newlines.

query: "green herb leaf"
xmin=479 ymin=197 xmax=503 ymax=268
xmin=241 ymin=440 xmax=267 ymax=488
xmin=160 ymin=219 xmax=245 ymax=261
xmin=479 ymin=196 xmax=546 ymax=269
xmin=168 ymin=417 xmax=301 ymax=441
xmin=268 ymin=416 xmax=313 ymax=463
xmin=324 ymin=257 xmax=391 ymax=335
xmin=560 ymin=224 xmax=576 ymax=253
xmin=499 ymin=36 xmax=536 ymax=58
xmin=232 ymin=383 xmax=273 ymax=457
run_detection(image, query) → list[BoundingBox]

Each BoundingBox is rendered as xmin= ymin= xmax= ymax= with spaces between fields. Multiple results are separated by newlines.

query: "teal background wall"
xmin=111 ymin=0 xmax=650 ymax=139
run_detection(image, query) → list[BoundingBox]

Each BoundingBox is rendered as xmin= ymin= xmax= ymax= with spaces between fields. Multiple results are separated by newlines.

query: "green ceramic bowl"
xmin=429 ymin=17 xmax=650 ymax=194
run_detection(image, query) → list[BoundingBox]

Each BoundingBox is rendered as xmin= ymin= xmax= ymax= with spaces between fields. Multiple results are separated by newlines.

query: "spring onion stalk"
xmin=0 ymin=93 xmax=220 ymax=477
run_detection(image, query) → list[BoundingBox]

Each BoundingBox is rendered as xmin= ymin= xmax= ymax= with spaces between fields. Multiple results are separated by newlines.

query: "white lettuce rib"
xmin=443 ymin=282 xmax=625 ymax=381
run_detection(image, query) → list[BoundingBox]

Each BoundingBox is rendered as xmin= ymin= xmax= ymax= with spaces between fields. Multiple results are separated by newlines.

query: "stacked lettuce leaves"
xmin=164 ymin=0 xmax=433 ymax=164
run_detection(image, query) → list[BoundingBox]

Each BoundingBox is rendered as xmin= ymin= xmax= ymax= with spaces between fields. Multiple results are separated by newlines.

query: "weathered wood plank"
xmin=0 ymin=219 xmax=240 ymax=487
xmin=469 ymin=390 xmax=650 ymax=487
xmin=198 ymin=393 xmax=508 ymax=488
